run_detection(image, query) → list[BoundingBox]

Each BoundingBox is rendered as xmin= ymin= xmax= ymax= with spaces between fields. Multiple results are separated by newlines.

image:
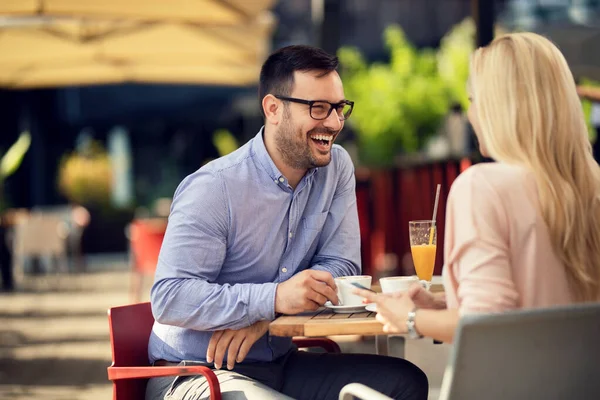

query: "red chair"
xmin=107 ymin=302 xmax=340 ymax=400
xmin=127 ymin=219 xmax=167 ymax=302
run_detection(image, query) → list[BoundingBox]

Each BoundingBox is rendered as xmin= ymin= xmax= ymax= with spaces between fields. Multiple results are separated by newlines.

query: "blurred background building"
xmin=1 ymin=3 xmax=598 ymax=399
xmin=0 ymin=0 xmax=599 ymax=263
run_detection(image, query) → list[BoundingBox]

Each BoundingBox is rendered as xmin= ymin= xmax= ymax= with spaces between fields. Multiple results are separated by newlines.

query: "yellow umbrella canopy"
xmin=0 ymin=0 xmax=276 ymax=88
xmin=0 ymin=0 xmax=273 ymax=26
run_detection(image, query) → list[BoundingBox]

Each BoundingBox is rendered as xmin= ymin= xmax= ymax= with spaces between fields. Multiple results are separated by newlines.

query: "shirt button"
xmin=288 ymin=232 xmax=293 ymax=238
xmin=282 ymin=267 xmax=288 ymax=273
xmin=279 ymin=177 xmax=285 ymax=183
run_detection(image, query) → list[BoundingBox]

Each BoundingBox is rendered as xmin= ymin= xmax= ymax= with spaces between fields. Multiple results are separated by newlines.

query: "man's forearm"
xmin=151 ymin=278 xmax=277 ymax=331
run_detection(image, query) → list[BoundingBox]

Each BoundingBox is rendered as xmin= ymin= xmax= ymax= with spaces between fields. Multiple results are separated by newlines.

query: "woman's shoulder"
xmin=447 ymin=163 xmax=537 ymax=243
xmin=448 ymin=162 xmax=536 ymax=215
xmin=452 ymin=162 xmax=531 ymax=194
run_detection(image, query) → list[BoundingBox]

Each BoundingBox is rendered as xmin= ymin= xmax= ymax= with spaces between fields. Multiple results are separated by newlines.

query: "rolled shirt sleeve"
xmin=150 ymin=170 xmax=277 ymax=331
xmin=443 ymin=167 xmax=520 ymax=315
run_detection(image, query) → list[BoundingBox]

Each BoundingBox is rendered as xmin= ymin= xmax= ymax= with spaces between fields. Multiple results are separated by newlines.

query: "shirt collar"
xmin=251 ymin=127 xmax=318 ymax=186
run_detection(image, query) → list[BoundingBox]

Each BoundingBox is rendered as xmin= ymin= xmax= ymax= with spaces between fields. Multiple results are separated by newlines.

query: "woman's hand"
xmin=353 ymin=288 xmax=416 ymax=333
xmin=406 ymin=284 xmax=446 ymax=310
xmin=360 ymin=284 xmax=444 ymax=309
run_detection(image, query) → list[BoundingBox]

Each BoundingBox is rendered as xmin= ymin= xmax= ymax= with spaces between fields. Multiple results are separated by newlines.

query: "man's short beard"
xmin=275 ymin=107 xmax=318 ymax=170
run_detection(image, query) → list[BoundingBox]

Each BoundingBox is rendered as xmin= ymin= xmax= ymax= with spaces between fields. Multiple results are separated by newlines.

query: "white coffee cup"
xmin=379 ymin=275 xmax=419 ymax=294
xmin=334 ymin=275 xmax=372 ymax=306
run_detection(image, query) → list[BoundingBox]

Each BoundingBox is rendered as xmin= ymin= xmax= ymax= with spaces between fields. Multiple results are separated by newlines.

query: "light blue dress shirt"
xmin=148 ymin=128 xmax=361 ymax=364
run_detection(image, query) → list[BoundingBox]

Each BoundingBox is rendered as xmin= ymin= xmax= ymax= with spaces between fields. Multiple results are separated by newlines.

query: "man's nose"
xmin=322 ymin=109 xmax=342 ymax=131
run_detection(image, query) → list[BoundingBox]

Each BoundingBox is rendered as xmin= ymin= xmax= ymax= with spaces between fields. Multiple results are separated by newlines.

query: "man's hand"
xmin=275 ymin=270 xmax=339 ymax=314
xmin=206 ymin=320 xmax=270 ymax=370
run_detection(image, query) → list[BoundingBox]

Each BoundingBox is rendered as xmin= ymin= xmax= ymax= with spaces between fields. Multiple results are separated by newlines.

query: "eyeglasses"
xmin=275 ymin=95 xmax=354 ymax=121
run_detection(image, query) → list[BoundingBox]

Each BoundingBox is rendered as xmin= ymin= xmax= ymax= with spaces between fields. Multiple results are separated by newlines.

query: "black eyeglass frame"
xmin=274 ymin=95 xmax=354 ymax=121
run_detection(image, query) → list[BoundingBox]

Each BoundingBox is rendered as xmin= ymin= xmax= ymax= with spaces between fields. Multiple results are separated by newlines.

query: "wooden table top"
xmin=269 ymin=307 xmax=384 ymax=337
xmin=269 ymin=282 xmax=444 ymax=338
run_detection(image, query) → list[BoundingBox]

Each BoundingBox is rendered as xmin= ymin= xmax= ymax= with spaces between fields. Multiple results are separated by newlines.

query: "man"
xmin=146 ymin=45 xmax=428 ymax=400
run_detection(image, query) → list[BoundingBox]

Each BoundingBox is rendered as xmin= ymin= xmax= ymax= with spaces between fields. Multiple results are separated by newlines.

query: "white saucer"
xmin=365 ymin=303 xmax=377 ymax=313
xmin=324 ymin=301 xmax=366 ymax=314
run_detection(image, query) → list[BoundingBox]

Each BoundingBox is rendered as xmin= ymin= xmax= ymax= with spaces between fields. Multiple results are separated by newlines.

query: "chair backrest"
xmin=32 ymin=204 xmax=91 ymax=235
xmin=439 ymin=303 xmax=600 ymax=400
xmin=108 ymin=302 xmax=155 ymax=400
xmin=13 ymin=212 xmax=66 ymax=256
xmin=129 ymin=219 xmax=166 ymax=273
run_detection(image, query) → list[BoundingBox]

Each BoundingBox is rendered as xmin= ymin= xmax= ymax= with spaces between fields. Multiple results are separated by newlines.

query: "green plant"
xmin=339 ymin=18 xmax=596 ymax=167
xmin=437 ymin=19 xmax=475 ymax=112
xmin=0 ymin=131 xmax=31 ymax=211
xmin=338 ymin=25 xmax=451 ymax=166
xmin=57 ymin=140 xmax=113 ymax=208
xmin=437 ymin=19 xmax=507 ymax=112
xmin=580 ymin=78 xmax=600 ymax=143
xmin=438 ymin=19 xmax=595 ymax=143
xmin=212 ymin=129 xmax=239 ymax=157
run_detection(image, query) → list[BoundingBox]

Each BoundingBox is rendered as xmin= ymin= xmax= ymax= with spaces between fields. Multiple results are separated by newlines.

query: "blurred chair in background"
xmin=11 ymin=212 xmax=69 ymax=286
xmin=31 ymin=204 xmax=91 ymax=272
xmin=0 ymin=208 xmax=29 ymax=290
xmin=127 ymin=218 xmax=167 ymax=302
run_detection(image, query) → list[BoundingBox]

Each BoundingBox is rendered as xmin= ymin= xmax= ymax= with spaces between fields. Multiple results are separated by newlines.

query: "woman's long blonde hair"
xmin=470 ymin=32 xmax=600 ymax=301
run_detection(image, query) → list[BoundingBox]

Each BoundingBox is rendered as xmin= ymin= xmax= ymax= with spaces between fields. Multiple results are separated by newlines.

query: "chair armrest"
xmin=293 ymin=338 xmax=341 ymax=353
xmin=338 ymin=383 xmax=393 ymax=400
xmin=107 ymin=366 xmax=221 ymax=400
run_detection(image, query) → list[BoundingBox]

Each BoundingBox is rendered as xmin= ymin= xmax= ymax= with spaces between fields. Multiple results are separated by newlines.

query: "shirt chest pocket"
xmin=300 ymin=212 xmax=328 ymax=263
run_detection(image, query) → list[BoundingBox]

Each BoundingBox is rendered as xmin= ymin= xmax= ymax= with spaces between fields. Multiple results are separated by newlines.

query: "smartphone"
xmin=350 ymin=282 xmax=376 ymax=292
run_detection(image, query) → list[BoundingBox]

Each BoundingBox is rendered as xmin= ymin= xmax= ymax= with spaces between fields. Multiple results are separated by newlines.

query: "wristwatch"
xmin=406 ymin=306 xmax=423 ymax=339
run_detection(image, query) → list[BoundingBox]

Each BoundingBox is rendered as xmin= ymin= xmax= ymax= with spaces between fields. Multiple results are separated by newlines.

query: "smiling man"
xmin=146 ymin=45 xmax=428 ymax=400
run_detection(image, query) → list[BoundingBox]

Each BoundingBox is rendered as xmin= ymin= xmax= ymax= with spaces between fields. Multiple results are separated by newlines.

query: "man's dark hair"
xmin=258 ymin=45 xmax=339 ymax=117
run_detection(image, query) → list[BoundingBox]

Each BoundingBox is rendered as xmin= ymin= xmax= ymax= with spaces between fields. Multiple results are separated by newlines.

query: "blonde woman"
xmin=354 ymin=32 xmax=600 ymax=343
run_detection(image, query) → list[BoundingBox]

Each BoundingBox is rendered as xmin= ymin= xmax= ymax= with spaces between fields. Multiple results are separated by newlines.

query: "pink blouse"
xmin=442 ymin=162 xmax=573 ymax=314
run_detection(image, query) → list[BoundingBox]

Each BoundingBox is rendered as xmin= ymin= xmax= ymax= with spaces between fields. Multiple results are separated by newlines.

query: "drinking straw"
xmin=429 ymin=184 xmax=441 ymax=245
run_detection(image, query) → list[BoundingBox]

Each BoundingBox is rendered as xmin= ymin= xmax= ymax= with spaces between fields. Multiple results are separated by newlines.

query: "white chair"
xmin=339 ymin=302 xmax=600 ymax=400
xmin=32 ymin=204 xmax=90 ymax=272
xmin=339 ymin=383 xmax=393 ymax=400
xmin=11 ymin=212 xmax=69 ymax=286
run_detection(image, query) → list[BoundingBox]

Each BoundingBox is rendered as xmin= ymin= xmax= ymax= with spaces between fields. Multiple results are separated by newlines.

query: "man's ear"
xmin=262 ymin=94 xmax=281 ymax=125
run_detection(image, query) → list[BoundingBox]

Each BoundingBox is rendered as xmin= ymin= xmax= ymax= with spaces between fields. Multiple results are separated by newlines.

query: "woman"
xmin=355 ymin=32 xmax=600 ymax=343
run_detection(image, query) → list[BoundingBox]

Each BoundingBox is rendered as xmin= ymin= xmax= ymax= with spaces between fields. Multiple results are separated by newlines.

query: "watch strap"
xmin=406 ymin=306 xmax=423 ymax=339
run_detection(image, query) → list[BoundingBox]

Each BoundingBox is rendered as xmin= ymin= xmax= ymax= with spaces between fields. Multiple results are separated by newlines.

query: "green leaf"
xmin=212 ymin=129 xmax=239 ymax=157
xmin=1 ymin=131 xmax=31 ymax=179
xmin=580 ymin=78 xmax=600 ymax=143
xmin=339 ymin=24 xmax=452 ymax=165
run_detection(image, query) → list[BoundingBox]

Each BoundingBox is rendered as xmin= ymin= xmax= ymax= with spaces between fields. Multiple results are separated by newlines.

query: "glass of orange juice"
xmin=409 ymin=220 xmax=437 ymax=290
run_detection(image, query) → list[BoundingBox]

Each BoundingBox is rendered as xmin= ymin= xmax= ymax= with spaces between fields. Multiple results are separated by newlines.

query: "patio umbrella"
xmin=0 ymin=0 xmax=276 ymax=88
xmin=0 ymin=0 xmax=271 ymax=25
